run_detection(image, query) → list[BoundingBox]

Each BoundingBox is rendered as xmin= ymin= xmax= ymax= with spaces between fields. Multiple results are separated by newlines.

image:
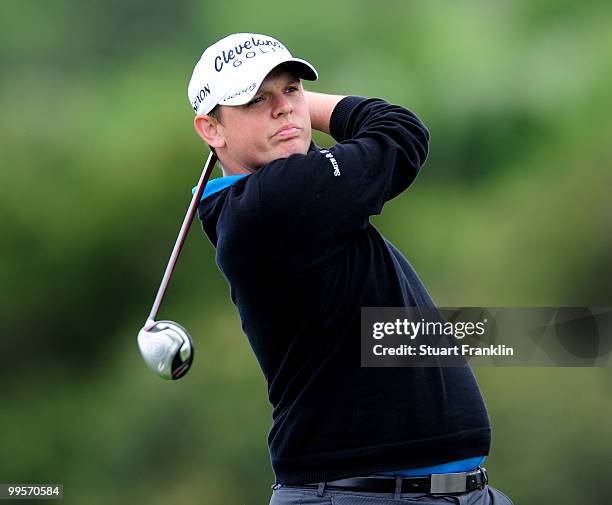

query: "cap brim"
xmin=282 ymin=58 xmax=318 ymax=81
xmin=219 ymin=57 xmax=318 ymax=107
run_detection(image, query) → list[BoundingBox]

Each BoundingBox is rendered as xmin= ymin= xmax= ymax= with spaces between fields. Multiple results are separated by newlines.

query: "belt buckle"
xmin=430 ymin=472 xmax=467 ymax=494
xmin=480 ymin=467 xmax=489 ymax=486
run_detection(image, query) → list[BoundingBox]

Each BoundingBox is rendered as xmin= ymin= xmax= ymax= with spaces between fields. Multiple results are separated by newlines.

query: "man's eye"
xmin=286 ymin=86 xmax=298 ymax=93
xmin=247 ymin=96 xmax=264 ymax=106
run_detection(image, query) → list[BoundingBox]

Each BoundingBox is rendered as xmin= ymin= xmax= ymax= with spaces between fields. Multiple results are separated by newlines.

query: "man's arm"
xmin=305 ymin=90 xmax=346 ymax=134
xmin=257 ymin=95 xmax=429 ymax=268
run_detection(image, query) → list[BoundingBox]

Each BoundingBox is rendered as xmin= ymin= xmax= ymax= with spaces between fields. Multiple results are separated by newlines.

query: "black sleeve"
xmin=255 ymin=96 xmax=430 ymax=269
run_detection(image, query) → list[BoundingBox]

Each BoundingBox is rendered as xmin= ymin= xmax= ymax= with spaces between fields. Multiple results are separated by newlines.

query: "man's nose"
xmin=272 ymin=93 xmax=293 ymax=117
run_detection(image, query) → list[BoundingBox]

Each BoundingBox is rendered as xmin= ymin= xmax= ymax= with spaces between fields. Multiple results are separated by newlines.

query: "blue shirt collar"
xmin=193 ymin=174 xmax=250 ymax=201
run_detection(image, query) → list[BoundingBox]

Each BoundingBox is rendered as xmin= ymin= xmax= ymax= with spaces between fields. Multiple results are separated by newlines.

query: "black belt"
xmin=293 ymin=467 xmax=488 ymax=495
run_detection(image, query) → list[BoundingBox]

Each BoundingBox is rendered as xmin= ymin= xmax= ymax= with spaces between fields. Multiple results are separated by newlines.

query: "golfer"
xmin=188 ymin=33 xmax=512 ymax=504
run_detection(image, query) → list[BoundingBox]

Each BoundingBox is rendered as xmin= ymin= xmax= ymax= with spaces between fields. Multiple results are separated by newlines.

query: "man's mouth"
xmin=274 ymin=125 xmax=300 ymax=138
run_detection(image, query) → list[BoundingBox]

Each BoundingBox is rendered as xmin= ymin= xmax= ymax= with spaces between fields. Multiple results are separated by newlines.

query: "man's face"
xmin=215 ymin=67 xmax=312 ymax=171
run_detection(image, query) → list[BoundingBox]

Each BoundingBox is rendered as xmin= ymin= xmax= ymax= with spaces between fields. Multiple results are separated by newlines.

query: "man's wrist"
xmin=305 ymin=91 xmax=346 ymax=135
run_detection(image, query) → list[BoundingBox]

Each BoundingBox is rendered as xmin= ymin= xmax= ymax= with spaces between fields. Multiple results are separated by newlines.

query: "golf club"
xmin=138 ymin=151 xmax=218 ymax=380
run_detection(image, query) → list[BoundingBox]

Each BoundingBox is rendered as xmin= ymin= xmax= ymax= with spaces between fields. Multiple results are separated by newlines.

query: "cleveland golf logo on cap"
xmin=212 ymin=35 xmax=287 ymax=72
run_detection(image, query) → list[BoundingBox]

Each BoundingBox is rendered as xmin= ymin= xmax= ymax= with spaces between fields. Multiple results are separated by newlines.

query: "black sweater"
xmin=198 ymin=96 xmax=491 ymax=485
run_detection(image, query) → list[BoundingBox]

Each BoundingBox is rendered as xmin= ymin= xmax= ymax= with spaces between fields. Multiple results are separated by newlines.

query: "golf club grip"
xmin=146 ymin=151 xmax=218 ymax=324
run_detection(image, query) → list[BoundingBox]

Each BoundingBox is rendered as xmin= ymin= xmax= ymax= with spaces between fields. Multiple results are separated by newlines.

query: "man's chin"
xmin=276 ymin=139 xmax=310 ymax=158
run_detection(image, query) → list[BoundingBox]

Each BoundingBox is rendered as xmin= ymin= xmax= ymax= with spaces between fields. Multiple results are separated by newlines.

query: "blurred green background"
xmin=1 ymin=0 xmax=611 ymax=503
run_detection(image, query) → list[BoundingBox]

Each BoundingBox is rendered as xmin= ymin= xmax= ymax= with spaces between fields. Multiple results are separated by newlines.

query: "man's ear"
xmin=194 ymin=114 xmax=225 ymax=148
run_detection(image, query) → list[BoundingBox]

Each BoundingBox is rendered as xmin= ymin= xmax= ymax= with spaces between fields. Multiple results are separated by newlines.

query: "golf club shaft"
xmin=146 ymin=151 xmax=218 ymax=327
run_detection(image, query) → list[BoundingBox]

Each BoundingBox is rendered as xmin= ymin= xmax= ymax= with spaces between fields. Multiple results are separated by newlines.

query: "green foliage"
xmin=1 ymin=1 xmax=611 ymax=504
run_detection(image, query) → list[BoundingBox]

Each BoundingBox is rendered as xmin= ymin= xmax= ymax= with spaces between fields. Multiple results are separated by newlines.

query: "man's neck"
xmin=221 ymin=166 xmax=253 ymax=176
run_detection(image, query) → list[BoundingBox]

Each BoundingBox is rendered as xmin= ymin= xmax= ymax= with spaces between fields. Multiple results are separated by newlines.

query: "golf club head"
xmin=138 ymin=320 xmax=194 ymax=380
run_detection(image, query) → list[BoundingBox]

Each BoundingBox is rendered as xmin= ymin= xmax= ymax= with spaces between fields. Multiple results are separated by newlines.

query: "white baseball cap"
xmin=188 ymin=33 xmax=318 ymax=116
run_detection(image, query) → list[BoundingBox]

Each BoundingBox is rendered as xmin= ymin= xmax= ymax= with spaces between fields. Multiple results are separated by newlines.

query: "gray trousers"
xmin=269 ymin=484 xmax=514 ymax=505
